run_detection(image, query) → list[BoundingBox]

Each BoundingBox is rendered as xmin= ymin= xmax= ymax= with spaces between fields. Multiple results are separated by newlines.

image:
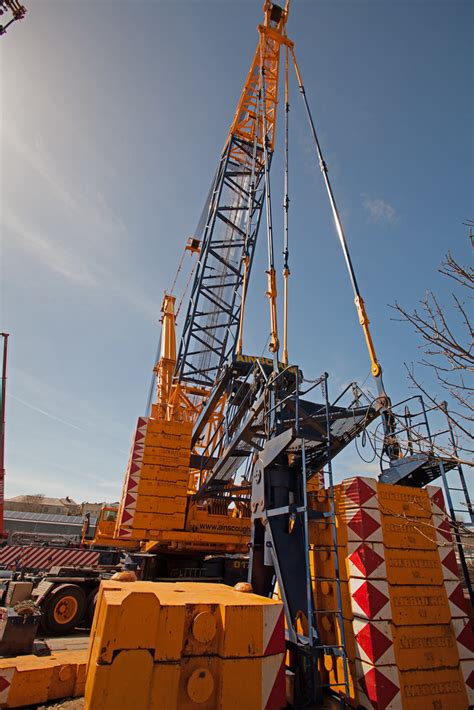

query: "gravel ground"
xmin=37 ymin=699 xmax=84 ymax=709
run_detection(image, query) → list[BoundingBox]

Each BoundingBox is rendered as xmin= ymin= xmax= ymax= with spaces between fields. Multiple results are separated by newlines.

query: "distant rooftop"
xmin=4 ymin=510 xmax=97 ymax=526
xmin=6 ymin=496 xmax=78 ymax=506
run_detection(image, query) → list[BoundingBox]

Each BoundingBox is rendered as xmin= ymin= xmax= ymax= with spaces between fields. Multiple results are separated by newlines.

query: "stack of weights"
xmin=85 ymin=581 xmax=287 ymax=710
xmin=308 ymin=476 xmax=473 ymax=710
xmin=114 ymin=418 xmax=193 ymax=540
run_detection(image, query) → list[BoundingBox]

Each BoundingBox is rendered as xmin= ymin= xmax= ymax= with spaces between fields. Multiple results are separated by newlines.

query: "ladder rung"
xmin=314 ymin=609 xmax=342 ymax=614
xmin=318 ymin=645 xmax=346 ymax=651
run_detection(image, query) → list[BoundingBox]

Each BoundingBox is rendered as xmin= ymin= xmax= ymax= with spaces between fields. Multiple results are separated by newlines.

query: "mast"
xmin=174 ymin=3 xmax=292 ymax=413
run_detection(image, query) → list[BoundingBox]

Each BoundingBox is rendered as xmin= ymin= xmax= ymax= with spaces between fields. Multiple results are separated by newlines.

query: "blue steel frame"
xmin=175 ymin=135 xmax=267 ymax=389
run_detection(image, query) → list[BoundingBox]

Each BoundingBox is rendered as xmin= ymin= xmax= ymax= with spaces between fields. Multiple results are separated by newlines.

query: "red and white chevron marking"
xmin=450 ymin=606 xmax=474 ymax=693
xmin=355 ymin=660 xmax=400 ymax=710
xmin=345 ymin=507 xmax=383 ymax=543
xmin=425 ymin=485 xmax=447 ymax=516
xmin=262 ymin=603 xmax=285 ymax=656
xmin=425 ymin=486 xmax=457 ymax=552
xmin=0 ymin=668 xmax=14 ymax=706
xmin=340 ymin=477 xmax=378 ymax=509
xmin=0 ymin=545 xmax=99 ymax=571
xmin=349 ymin=577 xmax=391 ymax=621
xmin=461 ymin=658 xmax=474 ymax=706
xmin=443 ymin=580 xmax=468 ymax=618
xmin=116 ymin=416 xmax=148 ymax=535
xmin=431 ymin=513 xmax=454 ymax=547
xmin=353 ymin=617 xmax=395 ymax=666
xmin=438 ymin=546 xmax=462 ymax=581
xmin=347 ymin=541 xmax=387 ymax=579
xmin=452 ymin=617 xmax=474 ymax=660
xmin=261 ymin=653 xmax=286 ymax=710
xmin=429 ymin=503 xmax=472 ymax=649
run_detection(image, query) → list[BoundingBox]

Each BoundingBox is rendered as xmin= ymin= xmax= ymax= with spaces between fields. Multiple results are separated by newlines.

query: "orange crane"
xmin=84 ymin=2 xmax=294 ymax=567
xmin=0 ymin=0 xmax=26 ymax=35
xmin=83 ymin=0 xmax=385 ymax=572
xmin=2 ymin=7 xmax=465 ymax=704
xmin=84 ymin=0 xmax=457 ymax=589
xmin=84 ymin=1 xmax=381 ymax=570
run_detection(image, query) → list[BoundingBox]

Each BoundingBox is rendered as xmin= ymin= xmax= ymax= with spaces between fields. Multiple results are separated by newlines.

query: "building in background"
xmin=4 ymin=497 xmax=117 ymax=517
xmin=3 ymin=510 xmax=96 ymax=543
xmin=5 ymin=495 xmax=80 ymax=516
xmin=2 ymin=498 xmax=117 ymax=545
xmin=80 ymin=502 xmax=116 ymax=516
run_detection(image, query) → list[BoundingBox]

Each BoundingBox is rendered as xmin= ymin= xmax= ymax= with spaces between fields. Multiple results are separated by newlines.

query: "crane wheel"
xmin=40 ymin=584 xmax=86 ymax=636
xmin=85 ymin=590 xmax=98 ymax=628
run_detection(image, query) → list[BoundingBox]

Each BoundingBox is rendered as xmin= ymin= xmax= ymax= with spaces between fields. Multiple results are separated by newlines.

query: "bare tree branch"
xmin=439 ymin=252 xmax=474 ymax=290
xmin=391 ymin=252 xmax=474 ymax=463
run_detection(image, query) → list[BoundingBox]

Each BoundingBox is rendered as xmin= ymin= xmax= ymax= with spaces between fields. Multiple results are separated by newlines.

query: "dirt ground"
xmin=37 ymin=700 xmax=84 ymax=709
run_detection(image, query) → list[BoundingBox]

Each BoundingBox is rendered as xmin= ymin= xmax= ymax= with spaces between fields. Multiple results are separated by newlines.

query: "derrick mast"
xmin=112 ymin=2 xmax=292 ymax=543
xmin=171 ymin=1 xmax=292 ymax=419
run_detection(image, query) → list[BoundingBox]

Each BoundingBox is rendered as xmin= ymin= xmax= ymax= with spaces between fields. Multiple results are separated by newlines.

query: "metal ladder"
xmin=431 ymin=402 xmax=473 ymax=605
xmin=386 ymin=394 xmax=472 ymax=604
xmin=304 ymin=373 xmax=351 ymax=705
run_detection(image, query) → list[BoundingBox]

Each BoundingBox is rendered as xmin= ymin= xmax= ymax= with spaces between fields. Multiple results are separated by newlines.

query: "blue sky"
xmin=1 ymin=0 xmax=472 ymax=503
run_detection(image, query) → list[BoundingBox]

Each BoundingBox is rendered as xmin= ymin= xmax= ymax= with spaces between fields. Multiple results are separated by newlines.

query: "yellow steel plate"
xmin=399 ymin=666 xmax=468 ymax=710
xmin=393 ymin=624 xmax=460 ymax=671
xmin=384 ymin=549 xmax=445 ymax=586
xmin=389 ymin=585 xmax=451 ymax=625
xmin=89 ymin=581 xmax=284 ymax=666
xmin=134 ymin=496 xmax=188 ymax=515
xmin=377 ymin=483 xmax=432 ymax=519
xmin=137 ymin=479 xmax=188 ymax=497
xmin=381 ymin=515 xmax=438 ymax=550
xmin=0 ymin=650 xmax=86 ymax=709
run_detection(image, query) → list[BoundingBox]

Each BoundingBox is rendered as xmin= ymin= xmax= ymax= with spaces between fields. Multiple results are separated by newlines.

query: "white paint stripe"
xmin=52 ymin=550 xmax=71 ymax=567
xmin=0 ymin=546 xmax=98 ymax=570
xmin=262 ymin=603 xmax=283 ymax=654
xmin=461 ymin=659 xmax=474 ymax=706
xmin=261 ymin=653 xmax=284 ymax=709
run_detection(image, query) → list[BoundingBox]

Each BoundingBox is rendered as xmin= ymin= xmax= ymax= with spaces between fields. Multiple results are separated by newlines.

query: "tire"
xmin=40 ymin=583 xmax=87 ymax=636
xmin=85 ymin=590 xmax=98 ymax=628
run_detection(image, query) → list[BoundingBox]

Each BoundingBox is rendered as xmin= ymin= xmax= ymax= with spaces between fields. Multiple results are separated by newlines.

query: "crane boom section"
xmin=173 ymin=3 xmax=291 ymax=408
xmin=229 ymin=21 xmax=293 ymax=163
xmin=94 ymin=3 xmax=294 ymax=548
xmin=153 ymin=295 xmax=177 ymax=420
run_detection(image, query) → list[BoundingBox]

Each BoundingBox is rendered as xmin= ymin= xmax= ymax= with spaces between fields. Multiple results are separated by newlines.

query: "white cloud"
xmin=3 ymin=210 xmax=159 ymax=318
xmin=1 ymin=127 xmax=159 ymax=318
xmin=2 ymin=127 xmax=128 ymax=255
xmin=8 ymin=394 xmax=88 ymax=433
xmin=5 ymin=465 xmax=121 ymax=501
xmin=9 ymin=367 xmax=135 ymax=454
xmin=4 ymin=211 xmax=99 ymax=287
xmin=362 ymin=194 xmax=397 ymax=225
